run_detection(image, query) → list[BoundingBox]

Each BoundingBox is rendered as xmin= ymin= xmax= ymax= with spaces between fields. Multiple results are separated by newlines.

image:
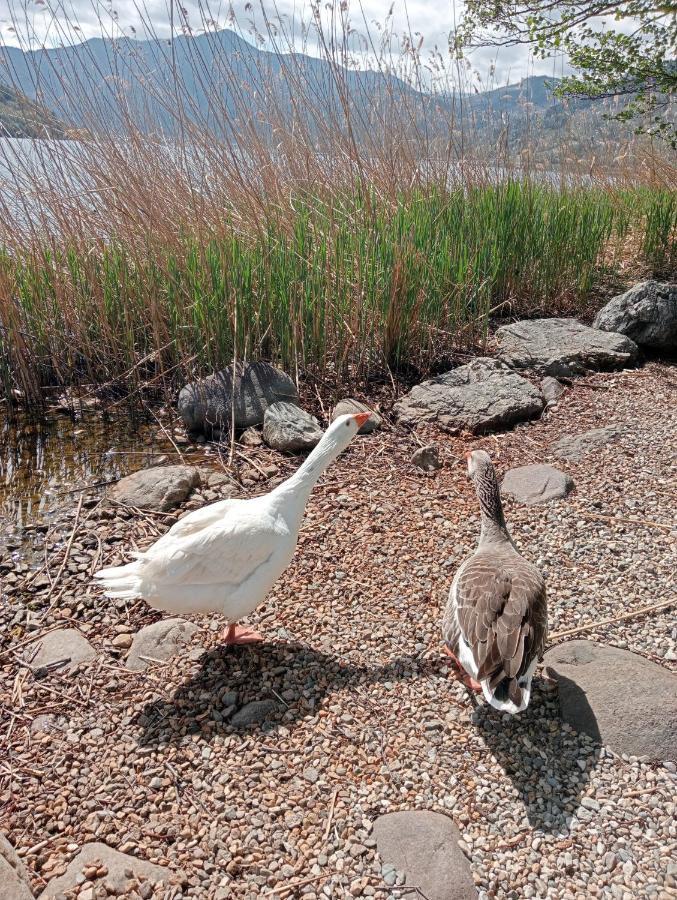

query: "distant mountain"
xmin=0 ymin=82 xmax=67 ymax=138
xmin=0 ymin=30 xmax=429 ymax=138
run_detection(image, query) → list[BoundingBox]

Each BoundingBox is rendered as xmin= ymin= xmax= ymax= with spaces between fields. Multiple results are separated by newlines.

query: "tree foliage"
xmin=458 ymin=2 xmax=677 ymax=146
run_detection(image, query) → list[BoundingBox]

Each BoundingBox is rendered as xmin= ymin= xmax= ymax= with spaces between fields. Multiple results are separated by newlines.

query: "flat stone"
xmin=551 ymin=426 xmax=622 ymax=461
xmin=331 ymin=399 xmax=382 ymax=433
xmin=1 ymin=833 xmax=33 ymax=900
xmin=411 ymin=444 xmax=442 ymax=471
xmin=109 ymin=465 xmax=200 ymax=512
xmin=178 ymin=362 xmax=298 ymax=436
xmin=39 ymin=843 xmax=172 ymax=898
xmin=373 ymin=811 xmax=476 ymax=900
xmin=24 ymin=629 xmax=95 ymax=673
xmin=239 ymin=427 xmax=263 ymax=447
xmin=126 ymin=619 xmax=198 ymax=672
xmin=230 ymin=699 xmax=280 ymax=727
xmin=496 ymin=318 xmax=639 ymax=376
xmin=593 ymin=281 xmax=677 ymax=353
xmin=501 ymin=463 xmax=574 ymax=505
xmin=543 ymin=641 xmax=677 ymax=762
xmin=541 ymin=376 xmax=566 ymax=406
xmin=262 ymin=402 xmax=323 ymax=452
xmin=393 ymin=358 xmax=544 ymax=434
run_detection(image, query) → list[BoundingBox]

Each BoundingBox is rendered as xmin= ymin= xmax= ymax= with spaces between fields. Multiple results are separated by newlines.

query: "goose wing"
xmin=456 ymin=550 xmax=547 ymax=685
xmin=137 ymin=501 xmax=282 ymax=587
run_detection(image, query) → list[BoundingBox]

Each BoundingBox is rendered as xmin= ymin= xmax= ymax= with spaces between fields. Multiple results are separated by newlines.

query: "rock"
xmin=109 ymin=465 xmax=200 ymax=512
xmin=262 ymin=402 xmax=323 ymax=452
xmin=0 ymin=833 xmax=34 ymax=899
xmin=111 ymin=633 xmax=133 ymax=650
xmin=230 ymin=699 xmax=280 ymax=727
xmin=496 ymin=318 xmax=639 ymax=376
xmin=331 ymin=399 xmax=382 ymax=433
xmin=373 ymin=811 xmax=476 ymax=900
xmin=39 ymin=843 xmax=171 ymax=898
xmin=551 ymin=426 xmax=622 ymax=461
xmin=541 ymin=376 xmax=566 ymax=406
xmin=24 ymin=629 xmax=95 ymax=673
xmin=239 ymin=427 xmax=263 ymax=447
xmin=126 ymin=619 xmax=198 ymax=672
xmin=593 ymin=281 xmax=677 ymax=353
xmin=411 ymin=445 xmax=441 ymax=472
xmin=543 ymin=641 xmax=677 ymax=762
xmin=393 ymin=358 xmax=544 ymax=434
xmin=501 ymin=464 xmax=574 ymax=505
xmin=178 ymin=362 xmax=298 ymax=436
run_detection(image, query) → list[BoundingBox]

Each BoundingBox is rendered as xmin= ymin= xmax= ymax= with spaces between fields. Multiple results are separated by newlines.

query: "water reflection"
xmin=0 ymin=408 xmax=176 ymax=542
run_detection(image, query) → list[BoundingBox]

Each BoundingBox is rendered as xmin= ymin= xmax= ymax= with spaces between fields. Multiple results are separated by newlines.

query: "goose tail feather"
xmin=93 ymin=560 xmax=143 ymax=600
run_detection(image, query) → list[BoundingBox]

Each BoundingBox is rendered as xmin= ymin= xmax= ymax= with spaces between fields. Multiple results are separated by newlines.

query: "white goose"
xmin=442 ymin=450 xmax=547 ymax=714
xmin=94 ymin=412 xmax=369 ymax=644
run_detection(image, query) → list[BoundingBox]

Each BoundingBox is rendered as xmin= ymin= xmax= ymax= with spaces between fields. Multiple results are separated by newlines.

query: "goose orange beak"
xmin=354 ymin=412 xmax=370 ymax=429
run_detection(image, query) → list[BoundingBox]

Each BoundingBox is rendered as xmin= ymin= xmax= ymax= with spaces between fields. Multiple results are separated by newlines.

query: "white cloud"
xmin=0 ymin=0 xmax=569 ymax=83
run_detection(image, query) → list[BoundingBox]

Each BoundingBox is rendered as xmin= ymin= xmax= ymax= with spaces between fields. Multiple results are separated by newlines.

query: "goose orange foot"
xmin=442 ymin=644 xmax=482 ymax=693
xmin=222 ymin=624 xmax=264 ymax=645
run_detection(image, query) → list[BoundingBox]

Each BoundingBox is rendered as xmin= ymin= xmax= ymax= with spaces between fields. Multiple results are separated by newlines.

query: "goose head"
xmin=466 ymin=448 xmax=494 ymax=481
xmin=320 ymin=412 xmax=370 ymax=454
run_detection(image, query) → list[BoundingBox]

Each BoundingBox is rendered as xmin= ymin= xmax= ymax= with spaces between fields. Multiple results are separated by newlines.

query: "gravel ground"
xmin=1 ymin=361 xmax=676 ymax=899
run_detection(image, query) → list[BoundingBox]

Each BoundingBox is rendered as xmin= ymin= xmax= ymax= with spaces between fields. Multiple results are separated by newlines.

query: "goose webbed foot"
xmin=222 ymin=623 xmax=265 ymax=645
xmin=442 ymin=644 xmax=482 ymax=693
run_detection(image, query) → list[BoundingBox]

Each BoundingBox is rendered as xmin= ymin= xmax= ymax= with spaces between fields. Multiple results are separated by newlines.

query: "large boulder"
xmin=262 ymin=402 xmax=323 ymax=452
xmin=496 ymin=318 xmax=639 ymax=376
xmin=331 ymin=399 xmax=382 ymax=433
xmin=178 ymin=362 xmax=298 ymax=435
xmin=501 ymin=463 xmax=573 ymax=505
xmin=109 ymin=465 xmax=200 ymax=512
xmin=373 ymin=811 xmax=476 ymax=900
xmin=543 ymin=641 xmax=677 ymax=762
xmin=1 ymin=833 xmax=33 ymax=899
xmin=40 ymin=843 xmax=175 ymax=898
xmin=126 ymin=618 xmax=198 ymax=672
xmin=24 ymin=629 xmax=95 ymax=673
xmin=393 ymin=358 xmax=544 ymax=434
xmin=551 ymin=426 xmax=622 ymax=462
xmin=593 ymin=281 xmax=677 ymax=353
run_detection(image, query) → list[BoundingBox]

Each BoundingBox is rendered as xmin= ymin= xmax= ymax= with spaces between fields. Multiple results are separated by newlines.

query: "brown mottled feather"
xmin=450 ymin=545 xmax=547 ymax=689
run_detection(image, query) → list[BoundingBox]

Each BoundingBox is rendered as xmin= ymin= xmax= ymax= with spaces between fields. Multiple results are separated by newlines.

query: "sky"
xmin=0 ymin=0 xmax=571 ymax=85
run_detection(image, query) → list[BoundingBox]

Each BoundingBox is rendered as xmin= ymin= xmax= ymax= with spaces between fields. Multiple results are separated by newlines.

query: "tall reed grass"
xmin=0 ymin=1 xmax=674 ymax=407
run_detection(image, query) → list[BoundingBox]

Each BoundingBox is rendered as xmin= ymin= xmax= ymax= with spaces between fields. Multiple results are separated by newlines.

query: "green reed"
xmin=0 ymin=182 xmax=673 ymax=404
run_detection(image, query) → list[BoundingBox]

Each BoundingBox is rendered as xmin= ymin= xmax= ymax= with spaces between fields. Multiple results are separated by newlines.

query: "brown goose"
xmin=442 ymin=450 xmax=547 ymax=714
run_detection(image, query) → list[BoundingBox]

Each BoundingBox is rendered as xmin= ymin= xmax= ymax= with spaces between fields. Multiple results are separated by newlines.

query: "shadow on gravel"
xmin=136 ymin=641 xmax=419 ymax=746
xmin=474 ymin=677 xmax=601 ymax=834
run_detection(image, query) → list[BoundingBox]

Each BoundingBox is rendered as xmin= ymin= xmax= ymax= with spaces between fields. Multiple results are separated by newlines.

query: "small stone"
xmin=303 ymin=767 xmax=319 ymax=784
xmin=111 ymin=633 xmax=133 ymax=649
xmin=411 ymin=445 xmax=441 ymax=472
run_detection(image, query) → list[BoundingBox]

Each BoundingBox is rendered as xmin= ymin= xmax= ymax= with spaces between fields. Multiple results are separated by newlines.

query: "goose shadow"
xmin=471 ymin=672 xmax=602 ymax=835
xmin=136 ymin=641 xmax=420 ymax=747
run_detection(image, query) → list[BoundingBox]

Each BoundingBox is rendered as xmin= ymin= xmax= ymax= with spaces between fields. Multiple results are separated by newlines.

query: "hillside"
xmin=0 ymin=82 xmax=66 ymax=138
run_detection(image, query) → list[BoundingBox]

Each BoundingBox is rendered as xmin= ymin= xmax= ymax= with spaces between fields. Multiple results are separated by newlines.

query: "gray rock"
xmin=373 ymin=811 xmax=476 ymax=900
xmin=551 ymin=426 xmax=622 ymax=461
xmin=262 ymin=402 xmax=323 ymax=452
xmin=24 ymin=629 xmax=95 ymax=673
xmin=593 ymin=281 xmax=677 ymax=353
xmin=1 ymin=833 xmax=33 ymax=899
xmin=109 ymin=465 xmax=200 ymax=512
xmin=126 ymin=618 xmax=198 ymax=672
xmin=239 ymin=427 xmax=263 ymax=447
xmin=393 ymin=358 xmax=544 ymax=434
xmin=543 ymin=641 xmax=677 ymax=762
xmin=178 ymin=362 xmax=298 ymax=435
xmin=331 ymin=399 xmax=382 ymax=433
xmin=541 ymin=376 xmax=566 ymax=406
xmin=411 ymin=444 xmax=442 ymax=472
xmin=39 ymin=842 xmax=172 ymax=898
xmin=231 ymin=699 xmax=280 ymax=727
xmin=496 ymin=318 xmax=639 ymax=376
xmin=501 ymin=463 xmax=574 ymax=505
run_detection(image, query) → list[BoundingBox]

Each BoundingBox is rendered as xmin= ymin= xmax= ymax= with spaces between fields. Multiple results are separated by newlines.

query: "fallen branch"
xmin=549 ymin=598 xmax=677 ymax=642
xmin=577 ymin=511 xmax=673 ymax=532
xmin=44 ymin=493 xmax=84 ymax=605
